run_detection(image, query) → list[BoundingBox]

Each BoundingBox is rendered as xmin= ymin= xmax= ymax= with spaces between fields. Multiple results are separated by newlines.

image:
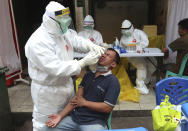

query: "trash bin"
xmin=0 ymin=66 xmax=12 ymax=131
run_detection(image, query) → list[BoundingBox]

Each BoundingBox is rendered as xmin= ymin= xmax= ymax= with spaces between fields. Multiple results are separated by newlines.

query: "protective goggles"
xmin=121 ymin=24 xmax=132 ymax=30
xmin=55 ymin=8 xmax=70 ymax=17
xmin=83 ymin=21 xmax=94 ymax=26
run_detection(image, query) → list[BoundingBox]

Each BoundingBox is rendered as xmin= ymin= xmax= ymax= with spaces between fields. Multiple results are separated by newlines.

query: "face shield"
xmin=83 ymin=22 xmax=94 ymax=31
xmin=83 ymin=15 xmax=94 ymax=31
xmin=121 ymin=24 xmax=134 ymax=37
xmin=48 ymin=7 xmax=74 ymax=34
xmin=55 ymin=15 xmax=72 ymax=34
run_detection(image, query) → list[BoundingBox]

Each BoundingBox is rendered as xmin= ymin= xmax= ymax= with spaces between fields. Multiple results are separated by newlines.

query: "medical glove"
xmin=87 ymin=43 xmax=106 ymax=56
xmin=78 ymin=51 xmax=100 ymax=68
xmin=100 ymin=43 xmax=112 ymax=48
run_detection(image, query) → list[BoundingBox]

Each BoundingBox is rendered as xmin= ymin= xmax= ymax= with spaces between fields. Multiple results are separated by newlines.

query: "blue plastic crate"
xmin=156 ymin=77 xmax=188 ymax=105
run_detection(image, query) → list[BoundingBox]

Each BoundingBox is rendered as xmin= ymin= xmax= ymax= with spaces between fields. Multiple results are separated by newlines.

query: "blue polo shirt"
xmin=71 ymin=71 xmax=120 ymax=125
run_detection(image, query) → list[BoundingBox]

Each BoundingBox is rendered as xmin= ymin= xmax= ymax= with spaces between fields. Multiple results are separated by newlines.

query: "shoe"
xmin=135 ymin=86 xmax=149 ymax=95
xmin=135 ymin=80 xmax=149 ymax=95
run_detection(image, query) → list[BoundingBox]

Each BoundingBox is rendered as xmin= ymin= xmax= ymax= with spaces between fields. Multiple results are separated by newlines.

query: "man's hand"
xmin=76 ymin=96 xmax=87 ymax=107
xmin=70 ymin=96 xmax=87 ymax=107
xmin=69 ymin=96 xmax=78 ymax=107
xmin=45 ymin=114 xmax=61 ymax=128
xmin=162 ymin=48 xmax=169 ymax=59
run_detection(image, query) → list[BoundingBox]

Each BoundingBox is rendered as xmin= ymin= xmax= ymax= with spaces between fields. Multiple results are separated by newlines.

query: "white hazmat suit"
xmin=25 ymin=1 xmax=105 ymax=131
xmin=120 ymin=20 xmax=149 ymax=95
xmin=78 ymin=15 xmax=103 ymax=45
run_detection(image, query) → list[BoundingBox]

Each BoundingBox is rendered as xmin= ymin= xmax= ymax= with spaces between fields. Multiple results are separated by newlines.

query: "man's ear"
xmin=111 ymin=61 xmax=117 ymax=68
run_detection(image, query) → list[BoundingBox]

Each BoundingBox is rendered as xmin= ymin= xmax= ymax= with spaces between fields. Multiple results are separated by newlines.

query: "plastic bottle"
xmin=114 ymin=37 xmax=126 ymax=53
xmin=115 ymin=37 xmax=119 ymax=47
xmin=113 ymin=37 xmax=120 ymax=54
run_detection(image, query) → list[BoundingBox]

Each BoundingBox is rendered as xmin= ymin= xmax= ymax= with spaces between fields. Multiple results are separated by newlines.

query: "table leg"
xmin=156 ymin=57 xmax=163 ymax=82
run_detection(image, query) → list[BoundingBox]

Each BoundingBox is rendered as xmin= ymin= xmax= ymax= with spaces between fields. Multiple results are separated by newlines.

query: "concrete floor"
xmin=14 ymin=117 xmax=153 ymax=131
xmin=8 ymin=82 xmax=156 ymax=131
xmin=8 ymin=83 xmax=33 ymax=112
xmin=8 ymin=82 xmax=156 ymax=112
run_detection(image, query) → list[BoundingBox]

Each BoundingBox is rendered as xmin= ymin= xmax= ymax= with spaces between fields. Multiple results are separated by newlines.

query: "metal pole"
xmin=9 ymin=0 xmax=30 ymax=85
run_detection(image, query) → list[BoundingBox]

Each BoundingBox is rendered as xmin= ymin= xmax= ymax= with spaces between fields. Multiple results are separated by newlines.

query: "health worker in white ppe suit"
xmin=78 ymin=15 xmax=103 ymax=45
xmin=120 ymin=20 xmax=150 ymax=95
xmin=25 ymin=1 xmax=105 ymax=131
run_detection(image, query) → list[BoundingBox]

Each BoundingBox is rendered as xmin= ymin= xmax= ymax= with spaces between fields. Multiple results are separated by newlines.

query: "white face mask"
xmin=121 ymin=29 xmax=133 ymax=37
xmin=96 ymin=64 xmax=109 ymax=72
xmin=121 ymin=30 xmax=131 ymax=37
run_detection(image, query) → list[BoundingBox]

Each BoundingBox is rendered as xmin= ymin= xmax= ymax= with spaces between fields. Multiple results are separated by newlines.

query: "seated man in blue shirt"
xmin=41 ymin=48 xmax=120 ymax=131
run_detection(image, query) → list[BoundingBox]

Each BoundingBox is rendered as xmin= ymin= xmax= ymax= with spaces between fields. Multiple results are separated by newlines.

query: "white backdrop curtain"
xmin=0 ymin=0 xmax=20 ymax=74
xmin=165 ymin=0 xmax=188 ymax=63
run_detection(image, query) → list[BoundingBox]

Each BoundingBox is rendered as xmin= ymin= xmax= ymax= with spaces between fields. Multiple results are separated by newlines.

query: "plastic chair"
xmin=156 ymin=77 xmax=188 ymax=105
xmin=107 ymin=94 xmax=120 ymax=129
xmin=165 ymin=53 xmax=188 ymax=78
xmin=107 ymin=111 xmax=113 ymax=129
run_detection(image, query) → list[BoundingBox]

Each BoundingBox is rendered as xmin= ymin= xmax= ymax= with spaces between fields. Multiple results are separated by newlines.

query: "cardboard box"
xmin=143 ymin=25 xmax=157 ymax=37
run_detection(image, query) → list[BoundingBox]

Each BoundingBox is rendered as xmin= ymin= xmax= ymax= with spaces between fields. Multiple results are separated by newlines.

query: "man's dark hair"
xmin=107 ymin=48 xmax=120 ymax=65
xmin=178 ymin=18 xmax=188 ymax=30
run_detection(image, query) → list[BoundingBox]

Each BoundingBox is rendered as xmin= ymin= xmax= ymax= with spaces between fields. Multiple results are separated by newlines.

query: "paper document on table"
xmin=144 ymin=48 xmax=162 ymax=53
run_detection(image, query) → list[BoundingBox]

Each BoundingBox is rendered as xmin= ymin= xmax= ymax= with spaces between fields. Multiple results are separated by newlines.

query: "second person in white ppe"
xmin=78 ymin=15 xmax=106 ymax=71
xmin=78 ymin=15 xmax=103 ymax=45
xmin=120 ymin=19 xmax=150 ymax=95
xmin=24 ymin=1 xmax=105 ymax=131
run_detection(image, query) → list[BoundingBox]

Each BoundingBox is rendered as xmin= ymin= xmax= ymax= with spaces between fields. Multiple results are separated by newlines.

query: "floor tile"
xmin=139 ymin=103 xmax=156 ymax=110
xmin=22 ymin=97 xmax=33 ymax=106
xmin=8 ymin=82 xmax=157 ymax=112
xmin=140 ymin=94 xmax=156 ymax=104
xmin=11 ymin=105 xmax=33 ymax=112
xmin=119 ymin=101 xmax=141 ymax=110
xmin=113 ymin=103 xmax=120 ymax=110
